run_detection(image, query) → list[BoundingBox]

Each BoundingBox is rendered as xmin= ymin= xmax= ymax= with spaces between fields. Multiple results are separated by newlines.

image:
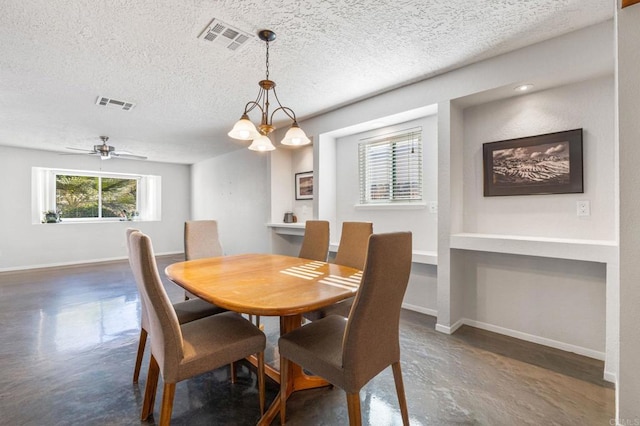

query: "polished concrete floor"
xmin=0 ymin=255 xmax=614 ymax=425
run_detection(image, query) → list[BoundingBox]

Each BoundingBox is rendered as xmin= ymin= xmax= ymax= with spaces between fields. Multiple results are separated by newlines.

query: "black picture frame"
xmin=295 ymin=171 xmax=313 ymax=200
xmin=483 ymin=129 xmax=583 ymax=197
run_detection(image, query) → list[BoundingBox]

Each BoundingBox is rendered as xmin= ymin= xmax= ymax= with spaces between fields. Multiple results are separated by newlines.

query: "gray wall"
xmin=0 ymin=145 xmax=191 ymax=270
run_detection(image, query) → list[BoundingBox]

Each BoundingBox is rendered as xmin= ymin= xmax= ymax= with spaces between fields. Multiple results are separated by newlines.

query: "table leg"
xmin=258 ymin=314 xmax=330 ymax=425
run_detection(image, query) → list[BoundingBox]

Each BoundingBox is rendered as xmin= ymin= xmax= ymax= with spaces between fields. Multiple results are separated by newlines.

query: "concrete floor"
xmin=0 ymin=254 xmax=614 ymax=425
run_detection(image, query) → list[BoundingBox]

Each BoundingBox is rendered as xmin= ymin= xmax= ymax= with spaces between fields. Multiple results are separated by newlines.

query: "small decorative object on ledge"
xmin=43 ymin=210 xmax=60 ymax=223
xmin=120 ymin=210 xmax=139 ymax=221
xmin=295 ymin=171 xmax=313 ymax=200
xmin=483 ymin=129 xmax=583 ymax=197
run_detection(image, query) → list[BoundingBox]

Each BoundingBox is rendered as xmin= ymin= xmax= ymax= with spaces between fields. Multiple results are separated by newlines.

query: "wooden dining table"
xmin=164 ymin=253 xmax=362 ymax=425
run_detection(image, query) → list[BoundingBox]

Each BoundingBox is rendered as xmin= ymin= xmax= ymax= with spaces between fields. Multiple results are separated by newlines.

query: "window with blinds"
xmin=358 ymin=128 xmax=423 ymax=204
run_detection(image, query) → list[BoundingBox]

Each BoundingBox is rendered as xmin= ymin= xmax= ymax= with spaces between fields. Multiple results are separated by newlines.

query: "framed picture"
xmin=483 ymin=129 xmax=583 ymax=197
xmin=295 ymin=171 xmax=313 ymax=200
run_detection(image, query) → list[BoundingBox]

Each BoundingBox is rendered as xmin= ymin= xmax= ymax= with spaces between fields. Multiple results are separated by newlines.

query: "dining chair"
xmin=184 ymin=220 xmax=224 ymax=300
xmin=298 ymin=220 xmax=330 ymax=261
xmin=126 ymin=228 xmax=226 ymax=383
xmin=304 ymin=221 xmax=373 ymax=321
xmin=128 ymin=231 xmax=266 ymax=425
xmin=279 ymin=232 xmax=412 ymax=426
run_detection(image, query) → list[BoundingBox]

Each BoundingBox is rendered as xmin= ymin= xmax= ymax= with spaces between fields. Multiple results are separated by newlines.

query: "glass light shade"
xmin=228 ymin=116 xmax=260 ymax=140
xmin=248 ymin=135 xmax=276 ymax=152
xmin=281 ymin=123 xmax=311 ymax=146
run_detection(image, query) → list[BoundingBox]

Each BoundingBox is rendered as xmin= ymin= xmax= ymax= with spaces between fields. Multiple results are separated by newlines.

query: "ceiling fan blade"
xmin=112 ymin=152 xmax=148 ymax=160
xmin=65 ymin=147 xmax=95 ymax=153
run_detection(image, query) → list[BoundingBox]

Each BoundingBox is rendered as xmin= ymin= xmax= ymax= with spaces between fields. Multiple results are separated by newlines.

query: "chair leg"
xmin=280 ymin=356 xmax=289 ymax=425
xmin=159 ymin=382 xmax=176 ymax=426
xmin=346 ymin=392 xmax=362 ymax=426
xmin=230 ymin=361 xmax=236 ymax=384
xmin=392 ymin=361 xmax=410 ymax=426
xmin=141 ymin=355 xmax=160 ymax=420
xmin=133 ymin=328 xmax=148 ymax=383
xmin=257 ymin=351 xmax=265 ymax=415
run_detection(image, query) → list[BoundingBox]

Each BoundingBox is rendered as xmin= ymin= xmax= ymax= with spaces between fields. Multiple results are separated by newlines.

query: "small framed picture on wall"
xmin=295 ymin=171 xmax=313 ymax=200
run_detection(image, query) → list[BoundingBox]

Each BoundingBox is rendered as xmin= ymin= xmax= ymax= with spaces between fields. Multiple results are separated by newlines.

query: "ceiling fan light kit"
xmin=228 ymin=29 xmax=311 ymax=151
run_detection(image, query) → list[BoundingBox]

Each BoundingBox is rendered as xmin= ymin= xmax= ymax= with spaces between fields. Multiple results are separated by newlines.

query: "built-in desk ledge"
xmin=266 ymin=223 xmax=306 ymax=236
xmin=328 ymin=243 xmax=437 ymax=265
xmin=450 ymin=233 xmax=617 ymax=264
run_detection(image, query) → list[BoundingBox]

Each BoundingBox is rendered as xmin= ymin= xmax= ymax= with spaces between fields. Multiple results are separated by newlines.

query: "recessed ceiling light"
xmin=514 ymin=84 xmax=534 ymax=92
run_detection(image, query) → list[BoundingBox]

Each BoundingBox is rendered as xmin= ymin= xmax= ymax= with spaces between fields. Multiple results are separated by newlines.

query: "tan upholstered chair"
xmin=128 ymin=231 xmax=266 ymax=425
xmin=298 ymin=220 xmax=330 ymax=262
xmin=279 ymin=232 xmax=412 ymax=426
xmin=304 ymin=222 xmax=373 ymax=321
xmin=184 ymin=220 xmax=225 ymax=300
xmin=126 ymin=228 xmax=225 ymax=383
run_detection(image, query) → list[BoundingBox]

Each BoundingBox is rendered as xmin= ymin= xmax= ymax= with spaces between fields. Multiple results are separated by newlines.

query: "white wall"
xmin=0 ymin=145 xmax=190 ymax=271
xmin=191 ymin=148 xmax=271 ymax=255
xmin=616 ymin=1 xmax=640 ymax=420
xmin=463 ymin=76 xmax=615 ymax=240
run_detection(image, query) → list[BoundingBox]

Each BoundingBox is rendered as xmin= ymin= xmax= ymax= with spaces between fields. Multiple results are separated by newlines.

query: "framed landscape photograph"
xmin=483 ymin=129 xmax=583 ymax=197
xmin=295 ymin=171 xmax=313 ymax=200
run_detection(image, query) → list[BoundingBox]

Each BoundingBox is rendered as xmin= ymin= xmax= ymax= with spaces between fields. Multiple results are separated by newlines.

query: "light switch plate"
xmin=429 ymin=201 xmax=438 ymax=214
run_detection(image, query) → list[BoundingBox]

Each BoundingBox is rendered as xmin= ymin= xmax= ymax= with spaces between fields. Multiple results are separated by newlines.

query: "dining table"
xmin=164 ymin=253 xmax=362 ymax=425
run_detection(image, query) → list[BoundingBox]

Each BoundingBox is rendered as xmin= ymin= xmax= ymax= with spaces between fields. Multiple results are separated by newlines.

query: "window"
xmin=358 ymin=128 xmax=423 ymax=204
xmin=32 ymin=168 xmax=161 ymax=223
xmin=56 ymin=174 xmax=138 ymax=219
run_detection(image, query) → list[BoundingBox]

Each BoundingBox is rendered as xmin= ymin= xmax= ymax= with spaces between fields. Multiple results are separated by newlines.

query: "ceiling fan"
xmin=65 ymin=136 xmax=147 ymax=160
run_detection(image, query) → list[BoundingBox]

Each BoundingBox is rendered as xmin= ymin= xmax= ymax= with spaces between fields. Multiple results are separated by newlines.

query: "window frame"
xmin=358 ymin=127 xmax=424 ymax=206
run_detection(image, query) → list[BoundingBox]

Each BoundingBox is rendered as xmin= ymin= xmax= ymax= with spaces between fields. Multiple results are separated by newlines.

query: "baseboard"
xmin=435 ymin=318 xmax=465 ymax=335
xmin=603 ymin=370 xmax=616 ymax=384
xmin=401 ymin=303 xmax=437 ymax=317
xmin=0 ymin=251 xmax=183 ymax=273
xmin=463 ymin=319 xmax=605 ymax=361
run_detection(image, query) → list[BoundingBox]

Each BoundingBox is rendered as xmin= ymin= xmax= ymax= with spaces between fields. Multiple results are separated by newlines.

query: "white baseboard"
xmin=401 ymin=303 xmax=437 ymax=317
xmin=0 ymin=251 xmax=183 ymax=273
xmin=603 ymin=370 xmax=616 ymax=384
xmin=435 ymin=318 xmax=465 ymax=335
xmin=463 ymin=319 xmax=606 ymax=361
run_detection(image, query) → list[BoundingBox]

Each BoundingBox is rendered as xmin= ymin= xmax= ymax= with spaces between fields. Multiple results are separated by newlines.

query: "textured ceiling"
xmin=0 ymin=0 xmax=612 ymax=164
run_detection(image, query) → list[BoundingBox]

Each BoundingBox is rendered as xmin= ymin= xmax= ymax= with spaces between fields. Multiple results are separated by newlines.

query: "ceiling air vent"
xmin=198 ymin=18 xmax=254 ymax=52
xmin=96 ymin=96 xmax=135 ymax=111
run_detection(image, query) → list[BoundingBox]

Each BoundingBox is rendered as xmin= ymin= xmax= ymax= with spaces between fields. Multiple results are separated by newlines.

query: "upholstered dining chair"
xmin=298 ymin=220 xmax=330 ymax=262
xmin=126 ymin=228 xmax=225 ymax=383
xmin=279 ymin=232 xmax=412 ymax=426
xmin=128 ymin=231 xmax=266 ymax=425
xmin=183 ymin=220 xmax=224 ymax=300
xmin=304 ymin=221 xmax=373 ymax=321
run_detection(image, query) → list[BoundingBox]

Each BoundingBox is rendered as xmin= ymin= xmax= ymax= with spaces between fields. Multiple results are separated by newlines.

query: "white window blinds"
xmin=358 ymin=128 xmax=423 ymax=204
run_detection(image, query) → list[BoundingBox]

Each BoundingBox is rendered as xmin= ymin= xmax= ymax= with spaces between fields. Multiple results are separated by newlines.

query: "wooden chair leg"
xmin=346 ymin=392 xmax=362 ymax=426
xmin=392 ymin=361 xmax=410 ymax=426
xmin=141 ymin=355 xmax=160 ymax=420
xmin=133 ymin=328 xmax=148 ymax=383
xmin=159 ymin=382 xmax=176 ymax=426
xmin=230 ymin=361 xmax=236 ymax=384
xmin=257 ymin=351 xmax=265 ymax=415
xmin=280 ymin=356 xmax=289 ymax=425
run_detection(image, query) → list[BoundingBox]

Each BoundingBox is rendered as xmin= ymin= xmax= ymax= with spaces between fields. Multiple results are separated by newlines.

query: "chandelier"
xmin=228 ymin=29 xmax=311 ymax=152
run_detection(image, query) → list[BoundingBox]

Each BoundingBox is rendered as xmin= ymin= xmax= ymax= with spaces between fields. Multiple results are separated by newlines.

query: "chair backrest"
xmin=128 ymin=231 xmax=184 ymax=376
xmin=333 ymin=222 xmax=373 ymax=270
xmin=342 ymin=232 xmax=412 ymax=390
xmin=184 ymin=220 xmax=223 ymax=260
xmin=126 ymin=228 xmax=149 ymax=331
xmin=298 ymin=220 xmax=330 ymax=261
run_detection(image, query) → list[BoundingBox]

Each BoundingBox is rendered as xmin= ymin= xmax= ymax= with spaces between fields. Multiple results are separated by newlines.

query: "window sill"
xmin=354 ymin=202 xmax=426 ymax=210
xmin=36 ymin=219 xmax=154 ymax=225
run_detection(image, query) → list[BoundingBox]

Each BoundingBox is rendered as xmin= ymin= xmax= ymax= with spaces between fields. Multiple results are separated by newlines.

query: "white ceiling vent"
xmin=96 ymin=96 xmax=135 ymax=111
xmin=198 ymin=18 xmax=254 ymax=52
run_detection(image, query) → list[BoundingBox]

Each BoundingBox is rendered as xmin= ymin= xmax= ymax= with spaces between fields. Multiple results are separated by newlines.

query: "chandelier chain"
xmin=265 ymin=40 xmax=270 ymax=80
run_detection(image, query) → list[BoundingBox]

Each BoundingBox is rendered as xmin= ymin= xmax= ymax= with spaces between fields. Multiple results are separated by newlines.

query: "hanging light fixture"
xmin=228 ymin=29 xmax=311 ymax=151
